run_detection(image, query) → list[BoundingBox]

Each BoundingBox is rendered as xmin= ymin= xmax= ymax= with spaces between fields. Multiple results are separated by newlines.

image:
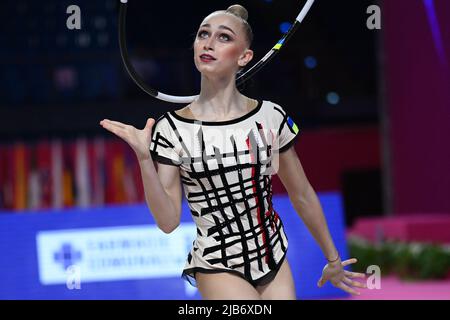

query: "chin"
xmin=197 ymin=66 xmax=236 ymax=80
xmin=198 ymin=66 xmax=221 ymax=77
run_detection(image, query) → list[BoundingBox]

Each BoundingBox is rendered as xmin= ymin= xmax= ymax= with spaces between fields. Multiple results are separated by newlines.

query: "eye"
xmin=219 ymin=33 xmax=232 ymax=42
xmin=197 ymin=30 xmax=209 ymax=39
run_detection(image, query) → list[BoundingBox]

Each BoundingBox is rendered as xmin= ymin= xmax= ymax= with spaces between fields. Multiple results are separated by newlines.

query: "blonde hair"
xmin=220 ymin=4 xmax=254 ymax=46
xmin=226 ymin=4 xmax=249 ymax=21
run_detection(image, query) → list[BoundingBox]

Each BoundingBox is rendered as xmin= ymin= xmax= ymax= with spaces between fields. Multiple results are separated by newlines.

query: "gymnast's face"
xmin=194 ymin=13 xmax=253 ymax=78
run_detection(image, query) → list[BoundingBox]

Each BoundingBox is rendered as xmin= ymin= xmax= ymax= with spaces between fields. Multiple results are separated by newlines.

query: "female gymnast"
xmin=100 ymin=4 xmax=367 ymax=300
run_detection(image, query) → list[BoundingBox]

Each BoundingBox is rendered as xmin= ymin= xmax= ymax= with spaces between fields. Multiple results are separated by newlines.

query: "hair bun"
xmin=226 ymin=4 xmax=249 ymax=21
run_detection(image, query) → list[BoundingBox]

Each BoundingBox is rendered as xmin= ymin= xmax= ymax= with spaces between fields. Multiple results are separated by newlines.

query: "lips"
xmin=200 ymin=54 xmax=217 ymax=62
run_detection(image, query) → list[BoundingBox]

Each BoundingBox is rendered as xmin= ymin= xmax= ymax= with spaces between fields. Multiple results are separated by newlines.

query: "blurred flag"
xmin=3 ymin=146 xmax=13 ymax=210
xmin=112 ymin=141 xmax=126 ymax=203
xmin=123 ymin=146 xmax=138 ymax=203
xmin=36 ymin=141 xmax=52 ymax=209
xmin=12 ymin=143 xmax=28 ymax=211
xmin=89 ymin=137 xmax=106 ymax=206
xmin=105 ymin=140 xmax=126 ymax=204
xmin=62 ymin=142 xmax=76 ymax=207
xmin=28 ymin=143 xmax=41 ymax=209
xmin=1 ymin=137 xmax=149 ymax=211
xmin=0 ymin=145 xmax=6 ymax=209
xmin=75 ymin=138 xmax=90 ymax=208
xmin=51 ymin=140 xmax=63 ymax=209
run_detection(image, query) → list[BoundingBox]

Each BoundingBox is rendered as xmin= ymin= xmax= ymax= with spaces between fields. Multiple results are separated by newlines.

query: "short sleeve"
xmin=149 ymin=115 xmax=182 ymax=167
xmin=272 ymin=102 xmax=300 ymax=153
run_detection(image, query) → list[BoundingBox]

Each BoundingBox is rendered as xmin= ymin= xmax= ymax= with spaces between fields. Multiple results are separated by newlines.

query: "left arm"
xmin=276 ymin=146 xmax=366 ymax=295
xmin=276 ymin=146 xmax=338 ymax=262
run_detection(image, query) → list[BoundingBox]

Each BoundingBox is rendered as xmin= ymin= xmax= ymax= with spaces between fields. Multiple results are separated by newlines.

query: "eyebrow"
xmin=200 ymin=24 xmax=236 ymax=35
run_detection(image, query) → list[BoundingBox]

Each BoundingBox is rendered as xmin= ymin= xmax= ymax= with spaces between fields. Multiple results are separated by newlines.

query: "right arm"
xmin=138 ymin=158 xmax=182 ymax=233
xmin=100 ymin=118 xmax=182 ymax=234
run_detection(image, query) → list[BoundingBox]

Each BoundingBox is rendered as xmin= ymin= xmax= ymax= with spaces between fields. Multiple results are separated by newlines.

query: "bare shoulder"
xmin=248 ymin=97 xmax=258 ymax=109
xmin=174 ymin=105 xmax=192 ymax=118
xmin=175 ymin=106 xmax=189 ymax=116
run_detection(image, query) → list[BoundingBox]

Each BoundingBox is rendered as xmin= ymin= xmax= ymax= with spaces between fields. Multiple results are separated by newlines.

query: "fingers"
xmin=344 ymin=270 xmax=367 ymax=279
xmin=342 ymin=276 xmax=367 ymax=289
xmin=100 ymin=119 xmax=127 ymax=129
xmin=336 ymin=281 xmax=361 ymax=296
xmin=144 ymin=118 xmax=156 ymax=133
xmin=146 ymin=118 xmax=155 ymax=127
xmin=100 ymin=120 xmax=127 ymax=138
xmin=109 ymin=120 xmax=128 ymax=128
xmin=342 ymin=258 xmax=358 ymax=267
xmin=317 ymin=277 xmax=326 ymax=287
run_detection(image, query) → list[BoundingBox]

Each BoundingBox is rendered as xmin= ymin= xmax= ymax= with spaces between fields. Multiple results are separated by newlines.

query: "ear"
xmin=238 ymin=49 xmax=254 ymax=67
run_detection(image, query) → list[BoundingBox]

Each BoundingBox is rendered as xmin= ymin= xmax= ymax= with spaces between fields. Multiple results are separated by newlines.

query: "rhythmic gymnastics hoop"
xmin=118 ymin=0 xmax=316 ymax=104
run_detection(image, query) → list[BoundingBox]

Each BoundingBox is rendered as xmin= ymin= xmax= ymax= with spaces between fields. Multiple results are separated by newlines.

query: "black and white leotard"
xmin=149 ymin=100 xmax=300 ymax=287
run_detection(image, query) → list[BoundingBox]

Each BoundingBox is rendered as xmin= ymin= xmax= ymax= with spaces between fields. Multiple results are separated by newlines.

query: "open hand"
xmin=100 ymin=118 xmax=155 ymax=162
xmin=317 ymin=258 xmax=367 ymax=296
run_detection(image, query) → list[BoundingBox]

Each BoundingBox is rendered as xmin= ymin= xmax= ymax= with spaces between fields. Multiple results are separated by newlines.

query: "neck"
xmin=194 ymin=73 xmax=247 ymax=116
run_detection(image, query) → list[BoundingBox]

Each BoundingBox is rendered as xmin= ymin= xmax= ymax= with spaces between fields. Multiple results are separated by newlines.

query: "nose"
xmin=203 ymin=36 xmax=215 ymax=51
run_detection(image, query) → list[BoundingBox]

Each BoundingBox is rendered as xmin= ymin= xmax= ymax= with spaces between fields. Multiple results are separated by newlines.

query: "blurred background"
xmin=0 ymin=0 xmax=449 ymax=300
